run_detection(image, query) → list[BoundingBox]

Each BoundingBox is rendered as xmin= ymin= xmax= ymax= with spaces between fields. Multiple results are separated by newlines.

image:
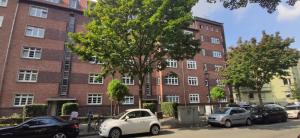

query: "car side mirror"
xmin=124 ymin=116 xmax=129 ymax=121
xmin=22 ymin=124 xmax=30 ymax=129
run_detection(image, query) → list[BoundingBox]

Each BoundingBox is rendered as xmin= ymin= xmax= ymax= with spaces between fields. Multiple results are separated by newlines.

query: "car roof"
xmin=126 ymin=109 xmax=151 ymax=112
xmin=286 ymin=105 xmax=300 ymax=107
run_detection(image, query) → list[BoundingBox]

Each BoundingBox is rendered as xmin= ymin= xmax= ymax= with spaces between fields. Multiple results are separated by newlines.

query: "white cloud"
xmin=192 ymin=0 xmax=222 ymax=17
xmin=277 ymin=1 xmax=300 ymax=21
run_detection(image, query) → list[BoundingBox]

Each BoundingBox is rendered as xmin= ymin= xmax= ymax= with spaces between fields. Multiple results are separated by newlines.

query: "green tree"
xmin=107 ymin=79 xmax=129 ymax=115
xmin=227 ymin=32 xmax=299 ymax=105
xmin=291 ymin=82 xmax=300 ymax=100
xmin=207 ymin=0 xmax=299 ymax=13
xmin=68 ymin=0 xmax=200 ymax=108
xmin=210 ymin=86 xmax=225 ymax=107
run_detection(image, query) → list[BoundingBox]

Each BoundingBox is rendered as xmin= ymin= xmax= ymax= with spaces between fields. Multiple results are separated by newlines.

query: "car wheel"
xmin=281 ymin=116 xmax=287 ymax=122
xmin=297 ymin=113 xmax=300 ymax=119
xmin=109 ymin=128 xmax=121 ymax=138
xmin=225 ymin=120 xmax=232 ymax=128
xmin=246 ymin=118 xmax=252 ymax=126
xmin=52 ymin=132 xmax=67 ymax=138
xmin=150 ymin=125 xmax=160 ymax=135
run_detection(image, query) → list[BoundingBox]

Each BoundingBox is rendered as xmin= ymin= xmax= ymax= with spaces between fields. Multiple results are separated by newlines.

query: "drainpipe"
xmin=0 ymin=0 xmax=19 ymax=105
xmin=181 ymin=61 xmax=187 ymax=106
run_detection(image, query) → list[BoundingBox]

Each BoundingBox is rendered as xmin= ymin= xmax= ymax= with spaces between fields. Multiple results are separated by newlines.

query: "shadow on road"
xmin=121 ymin=130 xmax=175 ymax=138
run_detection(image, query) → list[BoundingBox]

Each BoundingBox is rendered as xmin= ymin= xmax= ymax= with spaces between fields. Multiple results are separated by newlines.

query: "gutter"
xmin=0 ymin=0 xmax=19 ymax=105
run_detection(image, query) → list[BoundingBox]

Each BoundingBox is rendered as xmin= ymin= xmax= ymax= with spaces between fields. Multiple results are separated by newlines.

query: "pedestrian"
xmin=87 ymin=111 xmax=94 ymax=132
xmin=69 ymin=110 xmax=79 ymax=121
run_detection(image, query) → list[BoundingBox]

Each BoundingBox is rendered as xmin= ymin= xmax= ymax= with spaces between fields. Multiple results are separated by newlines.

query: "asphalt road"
xmin=84 ymin=119 xmax=300 ymax=138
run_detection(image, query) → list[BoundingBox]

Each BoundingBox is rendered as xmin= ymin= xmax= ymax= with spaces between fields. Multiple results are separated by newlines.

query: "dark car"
xmin=0 ymin=116 xmax=79 ymax=138
xmin=250 ymin=104 xmax=288 ymax=124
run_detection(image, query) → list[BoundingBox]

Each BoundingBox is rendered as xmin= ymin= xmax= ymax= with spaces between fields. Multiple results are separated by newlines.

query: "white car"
xmin=285 ymin=105 xmax=300 ymax=119
xmin=99 ymin=109 xmax=161 ymax=138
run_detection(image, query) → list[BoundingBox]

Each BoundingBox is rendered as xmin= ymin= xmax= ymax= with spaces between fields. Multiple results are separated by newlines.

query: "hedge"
xmin=143 ymin=103 xmax=156 ymax=113
xmin=61 ymin=103 xmax=79 ymax=115
xmin=23 ymin=104 xmax=48 ymax=117
xmin=161 ymin=102 xmax=178 ymax=117
xmin=226 ymin=103 xmax=240 ymax=107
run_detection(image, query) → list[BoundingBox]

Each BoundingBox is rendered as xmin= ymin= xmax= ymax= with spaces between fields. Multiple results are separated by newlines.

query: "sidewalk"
xmin=79 ymin=124 xmax=98 ymax=137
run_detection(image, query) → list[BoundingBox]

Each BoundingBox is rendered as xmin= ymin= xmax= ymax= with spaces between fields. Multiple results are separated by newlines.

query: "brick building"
xmin=0 ymin=0 xmax=227 ymax=116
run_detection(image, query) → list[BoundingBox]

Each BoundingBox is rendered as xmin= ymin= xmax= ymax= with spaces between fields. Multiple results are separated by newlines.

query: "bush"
xmin=23 ymin=104 xmax=48 ymax=117
xmin=161 ymin=102 xmax=178 ymax=117
xmin=61 ymin=103 xmax=79 ymax=115
xmin=226 ymin=103 xmax=240 ymax=107
xmin=143 ymin=103 xmax=156 ymax=113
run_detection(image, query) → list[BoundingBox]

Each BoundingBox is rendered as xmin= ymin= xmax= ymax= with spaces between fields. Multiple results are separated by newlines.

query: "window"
xmin=0 ymin=0 xmax=7 ymax=7
xmin=18 ymin=70 xmax=38 ymax=82
xmin=200 ymin=35 xmax=204 ymax=42
xmin=212 ymin=51 xmax=222 ymax=58
xmin=249 ymin=93 xmax=254 ymax=99
xmin=69 ymin=0 xmax=78 ymax=9
xmin=165 ymin=75 xmax=179 ymax=85
xmin=123 ymin=96 xmax=134 ymax=105
xmin=219 ymin=97 xmax=227 ymax=103
xmin=25 ymin=26 xmax=45 ymax=38
xmin=22 ymin=47 xmax=42 ymax=59
xmin=201 ymin=49 xmax=206 ymax=56
xmin=210 ymin=27 xmax=214 ymax=32
xmin=206 ymin=26 xmax=209 ymax=31
xmin=89 ymin=56 xmax=102 ymax=64
xmin=0 ymin=16 xmax=3 ymax=27
xmin=215 ymin=65 xmax=223 ymax=72
xmin=282 ymin=78 xmax=291 ymax=86
xmin=187 ymin=60 xmax=196 ymax=69
xmin=216 ymin=79 xmax=224 ymax=87
xmin=211 ymin=37 xmax=220 ymax=44
xmin=157 ymin=77 xmax=161 ymax=85
xmin=87 ymin=94 xmax=102 ymax=105
xmin=183 ymin=30 xmax=193 ymax=35
xmin=14 ymin=94 xmax=33 ymax=106
xmin=188 ymin=77 xmax=198 ymax=86
xmin=45 ymin=0 xmax=60 ymax=3
xmin=88 ymin=74 xmax=103 ymax=84
xmin=189 ymin=94 xmax=199 ymax=103
xmin=166 ymin=96 xmax=179 ymax=103
xmin=166 ymin=59 xmax=177 ymax=68
xmin=203 ymin=64 xmax=207 ymax=71
xmin=199 ymin=25 xmax=203 ymax=29
xmin=122 ymin=76 xmax=134 ymax=85
xmin=215 ymin=28 xmax=219 ymax=32
xmin=29 ymin=6 xmax=48 ymax=18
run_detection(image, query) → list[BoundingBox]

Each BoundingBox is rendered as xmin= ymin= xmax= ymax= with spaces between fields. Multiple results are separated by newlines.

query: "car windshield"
xmin=113 ymin=111 xmax=128 ymax=119
xmin=213 ymin=108 xmax=230 ymax=114
xmin=286 ymin=106 xmax=299 ymax=110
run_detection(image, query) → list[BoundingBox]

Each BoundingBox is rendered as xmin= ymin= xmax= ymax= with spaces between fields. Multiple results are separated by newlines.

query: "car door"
xmin=140 ymin=111 xmax=153 ymax=132
xmin=238 ymin=108 xmax=248 ymax=124
xmin=229 ymin=109 xmax=242 ymax=124
xmin=122 ymin=111 xmax=144 ymax=134
xmin=13 ymin=119 xmax=42 ymax=138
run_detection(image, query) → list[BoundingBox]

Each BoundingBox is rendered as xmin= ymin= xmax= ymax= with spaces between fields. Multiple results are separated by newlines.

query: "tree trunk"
xmin=113 ymin=101 xmax=117 ymax=116
xmin=236 ymin=87 xmax=241 ymax=102
xmin=138 ymin=83 xmax=143 ymax=108
xmin=117 ymin=101 xmax=120 ymax=114
xmin=228 ymin=84 xmax=234 ymax=103
xmin=257 ymin=88 xmax=263 ymax=105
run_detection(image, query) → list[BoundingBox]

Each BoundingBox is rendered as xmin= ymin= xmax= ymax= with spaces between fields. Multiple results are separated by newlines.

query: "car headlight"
xmin=254 ymin=115 xmax=262 ymax=118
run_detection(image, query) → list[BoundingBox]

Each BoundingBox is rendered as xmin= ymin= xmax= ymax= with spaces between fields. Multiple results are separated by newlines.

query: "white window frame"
xmin=22 ymin=47 xmax=42 ymax=59
xmin=45 ymin=0 xmax=60 ymax=3
xmin=203 ymin=64 xmax=207 ymax=71
xmin=0 ymin=0 xmax=8 ymax=7
xmin=69 ymin=0 xmax=78 ymax=9
xmin=122 ymin=76 xmax=134 ymax=85
xmin=216 ymin=79 xmax=225 ymax=87
xmin=25 ymin=26 xmax=45 ymax=38
xmin=200 ymin=35 xmax=204 ymax=42
xmin=17 ymin=70 xmax=38 ymax=82
xmin=122 ymin=96 xmax=134 ymax=105
xmin=166 ymin=59 xmax=177 ymax=68
xmin=88 ymin=74 xmax=103 ymax=84
xmin=0 ymin=16 xmax=3 ymax=27
xmin=187 ymin=60 xmax=197 ymax=69
xmin=212 ymin=51 xmax=222 ymax=58
xmin=214 ymin=65 xmax=223 ymax=72
xmin=189 ymin=94 xmax=200 ymax=103
xmin=13 ymin=94 xmax=34 ymax=107
xmin=183 ymin=30 xmax=193 ymax=35
xmin=211 ymin=37 xmax=220 ymax=44
xmin=166 ymin=95 xmax=179 ymax=103
xmin=165 ymin=75 xmax=179 ymax=85
xmin=89 ymin=56 xmax=103 ymax=64
xmin=87 ymin=94 xmax=102 ymax=105
xmin=157 ymin=77 xmax=161 ymax=85
xmin=188 ymin=77 xmax=198 ymax=86
xmin=202 ymin=49 xmax=206 ymax=56
xmin=29 ymin=6 xmax=48 ymax=18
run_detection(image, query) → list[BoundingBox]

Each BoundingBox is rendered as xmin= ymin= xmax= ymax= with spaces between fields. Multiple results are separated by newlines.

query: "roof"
xmin=194 ymin=16 xmax=223 ymax=26
xmin=126 ymin=109 xmax=151 ymax=112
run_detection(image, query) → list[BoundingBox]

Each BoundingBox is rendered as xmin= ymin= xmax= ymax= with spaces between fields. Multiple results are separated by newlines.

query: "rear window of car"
xmin=286 ymin=106 xmax=300 ymax=110
xmin=213 ymin=108 xmax=230 ymax=114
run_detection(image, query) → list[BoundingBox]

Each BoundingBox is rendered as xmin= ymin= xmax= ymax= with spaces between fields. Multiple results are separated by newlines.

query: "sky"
xmin=192 ymin=0 xmax=300 ymax=50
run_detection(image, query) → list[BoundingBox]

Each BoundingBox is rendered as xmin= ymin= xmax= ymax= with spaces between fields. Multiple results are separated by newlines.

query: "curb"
xmin=79 ymin=132 xmax=98 ymax=137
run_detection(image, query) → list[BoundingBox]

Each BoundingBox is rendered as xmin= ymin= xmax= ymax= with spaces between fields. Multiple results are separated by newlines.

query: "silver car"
xmin=208 ymin=107 xmax=252 ymax=128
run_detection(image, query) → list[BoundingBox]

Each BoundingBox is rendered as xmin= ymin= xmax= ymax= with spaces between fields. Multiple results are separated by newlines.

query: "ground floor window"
xmin=166 ymin=95 xmax=180 ymax=103
xmin=123 ymin=96 xmax=134 ymax=105
xmin=189 ymin=94 xmax=200 ymax=103
xmin=14 ymin=94 xmax=34 ymax=106
xmin=87 ymin=94 xmax=102 ymax=105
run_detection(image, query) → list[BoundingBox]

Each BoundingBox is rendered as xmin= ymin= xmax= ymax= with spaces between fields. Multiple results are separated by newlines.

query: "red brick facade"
xmin=0 ymin=0 xmax=227 ymax=116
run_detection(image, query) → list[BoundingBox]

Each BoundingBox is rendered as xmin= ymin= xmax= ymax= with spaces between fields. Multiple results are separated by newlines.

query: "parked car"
xmin=285 ymin=105 xmax=300 ymax=119
xmin=250 ymin=104 xmax=288 ymax=123
xmin=208 ymin=107 xmax=252 ymax=128
xmin=0 ymin=116 xmax=79 ymax=138
xmin=99 ymin=109 xmax=161 ymax=138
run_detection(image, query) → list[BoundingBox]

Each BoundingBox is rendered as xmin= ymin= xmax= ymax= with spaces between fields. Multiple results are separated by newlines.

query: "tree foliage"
xmin=68 ymin=0 xmax=200 ymax=108
xmin=210 ymin=86 xmax=225 ymax=101
xmin=225 ymin=32 xmax=299 ymax=105
xmin=206 ymin=0 xmax=299 ymax=13
xmin=107 ymin=79 xmax=129 ymax=102
xmin=291 ymin=82 xmax=300 ymax=100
